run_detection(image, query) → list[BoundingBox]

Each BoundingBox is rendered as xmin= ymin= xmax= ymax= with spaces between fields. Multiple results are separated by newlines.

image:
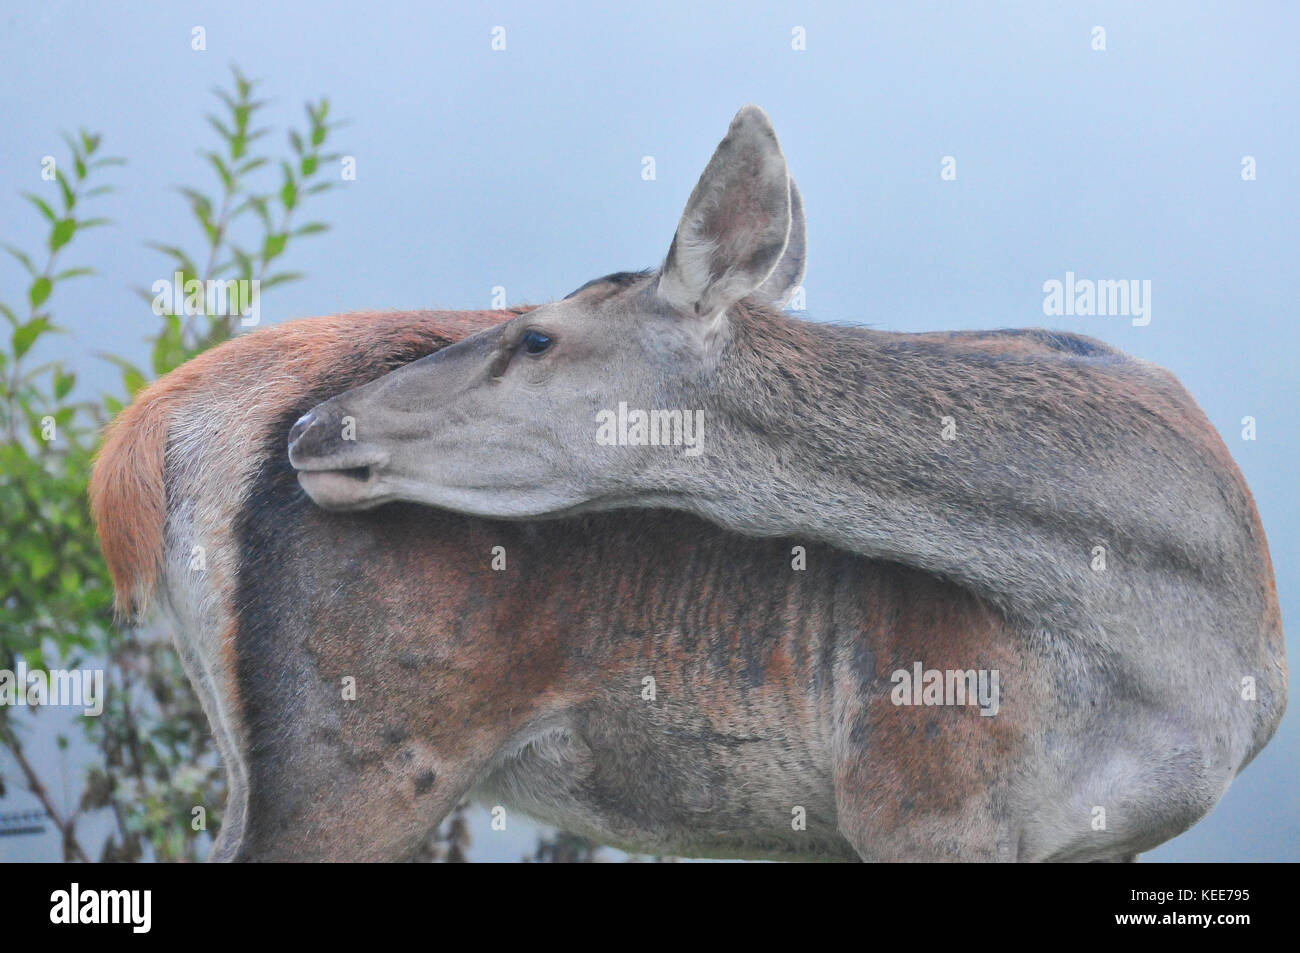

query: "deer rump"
xmin=93 ymin=310 xmax=1222 ymax=862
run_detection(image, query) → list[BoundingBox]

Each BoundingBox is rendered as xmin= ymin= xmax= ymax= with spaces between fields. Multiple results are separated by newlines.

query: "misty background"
xmin=1 ymin=1 xmax=1296 ymax=861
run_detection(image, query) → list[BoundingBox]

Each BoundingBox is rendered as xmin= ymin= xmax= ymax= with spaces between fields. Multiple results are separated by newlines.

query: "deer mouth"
xmin=332 ymin=464 xmax=372 ymax=482
xmin=295 ymin=463 xmax=387 ymax=510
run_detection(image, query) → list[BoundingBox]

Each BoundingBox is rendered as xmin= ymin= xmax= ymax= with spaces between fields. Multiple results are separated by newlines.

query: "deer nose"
xmin=288 ymin=411 xmax=316 ymax=448
xmin=288 ymin=408 xmax=346 ymax=467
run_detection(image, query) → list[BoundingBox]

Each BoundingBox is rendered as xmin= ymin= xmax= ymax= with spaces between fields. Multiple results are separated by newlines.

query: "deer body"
xmin=282 ymin=108 xmax=1285 ymax=860
xmin=90 ymin=308 xmax=1258 ymax=862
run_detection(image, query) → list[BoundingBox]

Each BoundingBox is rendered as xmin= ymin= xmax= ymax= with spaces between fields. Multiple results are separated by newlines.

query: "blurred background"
xmin=1 ymin=0 xmax=1295 ymax=861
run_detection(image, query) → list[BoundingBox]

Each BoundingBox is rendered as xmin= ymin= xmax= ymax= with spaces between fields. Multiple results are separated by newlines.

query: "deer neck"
xmin=691 ymin=305 xmax=1128 ymax=630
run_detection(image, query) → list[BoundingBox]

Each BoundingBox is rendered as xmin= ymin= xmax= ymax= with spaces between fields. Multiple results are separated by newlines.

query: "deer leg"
xmin=230 ymin=735 xmax=490 ymax=862
xmin=831 ymin=704 xmax=1023 ymax=862
xmin=226 ymin=625 xmax=508 ymax=862
xmin=828 ymin=585 xmax=1044 ymax=862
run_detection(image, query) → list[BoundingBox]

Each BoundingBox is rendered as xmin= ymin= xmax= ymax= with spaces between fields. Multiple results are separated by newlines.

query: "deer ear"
xmin=756 ymin=178 xmax=805 ymax=308
xmin=657 ymin=105 xmax=792 ymax=318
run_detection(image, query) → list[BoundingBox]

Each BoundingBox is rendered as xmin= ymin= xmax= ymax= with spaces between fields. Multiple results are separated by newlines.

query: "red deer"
xmin=285 ymin=107 xmax=1287 ymax=860
xmin=93 ymin=308 xmax=1051 ymax=861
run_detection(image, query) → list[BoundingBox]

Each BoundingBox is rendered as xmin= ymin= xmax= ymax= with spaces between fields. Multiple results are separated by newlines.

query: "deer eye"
xmin=519 ymin=329 xmax=553 ymax=355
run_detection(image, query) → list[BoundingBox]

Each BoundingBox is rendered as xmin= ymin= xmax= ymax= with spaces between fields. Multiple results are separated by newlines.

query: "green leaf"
xmin=233 ymin=66 xmax=253 ymax=99
xmin=23 ymin=192 xmax=57 ymax=223
xmin=50 ymin=218 xmax=77 ymax=251
xmin=300 ymin=154 xmax=318 ymax=177
xmin=292 ymin=222 xmax=328 ymax=237
xmin=262 ymin=233 xmax=287 ymax=261
xmin=145 ymin=243 xmax=201 ymax=277
xmin=53 ymin=267 xmax=94 ymax=281
xmin=13 ymin=317 xmax=52 ymax=358
xmin=151 ymin=313 xmax=184 ymax=376
xmin=205 ymin=113 xmax=232 ymax=140
xmin=278 ymin=158 xmax=299 ymax=206
xmin=99 ymin=353 xmax=146 ymax=380
xmin=55 ymin=169 xmax=76 ymax=211
xmin=27 ymin=547 xmax=57 ymax=582
xmin=236 ymin=194 xmax=273 ymax=229
xmin=230 ymin=246 xmax=254 ymax=278
xmin=204 ymin=151 xmax=234 ymax=190
xmin=2 ymin=243 xmax=38 ymax=276
xmin=123 ymin=367 xmax=146 ymax=395
xmin=29 ymin=276 xmax=52 ymax=308
xmin=260 ymin=271 xmax=303 ymax=290
xmin=179 ymin=187 xmax=214 ymax=214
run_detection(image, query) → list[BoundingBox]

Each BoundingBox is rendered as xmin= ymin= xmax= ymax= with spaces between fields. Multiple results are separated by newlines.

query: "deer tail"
xmin=89 ymin=376 xmax=186 ymax=622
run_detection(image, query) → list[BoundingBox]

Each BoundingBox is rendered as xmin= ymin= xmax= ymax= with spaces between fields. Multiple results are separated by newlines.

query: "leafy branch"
xmin=1 ymin=130 xmax=120 ymax=444
xmin=1 ymin=68 xmax=349 ymax=863
xmin=138 ymin=65 xmax=341 ymax=373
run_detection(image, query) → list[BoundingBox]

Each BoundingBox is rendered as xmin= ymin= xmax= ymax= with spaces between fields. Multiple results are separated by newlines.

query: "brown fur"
xmin=89 ymin=309 xmax=522 ymax=618
xmin=88 ymin=306 xmax=1281 ymax=861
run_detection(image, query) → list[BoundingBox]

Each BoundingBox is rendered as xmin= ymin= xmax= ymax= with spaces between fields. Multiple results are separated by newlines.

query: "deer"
xmin=89 ymin=306 xmax=1041 ymax=862
xmin=285 ymin=106 xmax=1288 ymax=860
xmin=94 ymin=301 xmax=1217 ymax=864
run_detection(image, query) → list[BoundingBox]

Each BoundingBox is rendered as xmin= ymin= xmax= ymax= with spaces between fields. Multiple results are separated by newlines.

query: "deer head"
xmin=289 ymin=105 xmax=804 ymax=516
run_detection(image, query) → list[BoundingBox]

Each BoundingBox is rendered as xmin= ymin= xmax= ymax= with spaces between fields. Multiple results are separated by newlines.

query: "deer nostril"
xmin=288 ymin=412 xmax=316 ymax=449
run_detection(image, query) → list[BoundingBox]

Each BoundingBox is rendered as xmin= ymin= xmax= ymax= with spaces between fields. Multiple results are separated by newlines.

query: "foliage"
xmin=0 ymin=68 xmax=341 ymax=862
xmin=408 ymin=802 xmax=472 ymax=863
xmin=527 ymin=831 xmax=606 ymax=863
xmin=133 ymin=65 xmax=341 ymax=373
xmin=1 ymin=131 xmax=120 ymax=861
